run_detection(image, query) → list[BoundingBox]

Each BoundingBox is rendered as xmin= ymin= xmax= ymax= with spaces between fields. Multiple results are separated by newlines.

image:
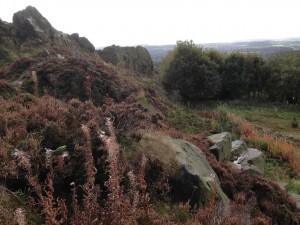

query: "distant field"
xmin=226 ymin=104 xmax=300 ymax=140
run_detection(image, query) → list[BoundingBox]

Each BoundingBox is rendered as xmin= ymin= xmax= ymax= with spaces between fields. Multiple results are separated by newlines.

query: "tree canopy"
xmin=161 ymin=40 xmax=300 ymax=104
xmin=163 ymin=40 xmax=221 ymax=100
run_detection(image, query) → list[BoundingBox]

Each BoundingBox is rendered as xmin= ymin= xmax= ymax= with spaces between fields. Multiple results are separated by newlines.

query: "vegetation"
xmin=1 ymin=6 xmax=300 ymax=224
xmin=162 ymin=40 xmax=221 ymax=100
xmin=224 ymin=104 xmax=300 ymax=140
xmin=161 ymin=41 xmax=300 ymax=104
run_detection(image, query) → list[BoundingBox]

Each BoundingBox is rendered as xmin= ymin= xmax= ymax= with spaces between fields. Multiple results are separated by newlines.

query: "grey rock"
xmin=231 ymin=140 xmax=248 ymax=160
xmin=207 ymin=132 xmax=232 ymax=161
xmin=277 ymin=182 xmax=288 ymax=192
xmin=38 ymin=49 xmax=50 ymax=58
xmin=289 ymin=193 xmax=300 ymax=208
xmin=98 ymin=45 xmax=153 ymax=74
xmin=13 ymin=6 xmax=54 ymax=41
xmin=145 ymin=135 xmax=230 ymax=208
xmin=234 ymin=148 xmax=265 ymax=175
xmin=70 ymin=33 xmax=95 ymax=52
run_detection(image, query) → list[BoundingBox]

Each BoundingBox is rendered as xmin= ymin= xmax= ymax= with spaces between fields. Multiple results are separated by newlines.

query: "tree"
xmin=267 ymin=52 xmax=300 ymax=103
xmin=221 ymin=52 xmax=249 ymax=99
xmin=162 ymin=40 xmax=221 ymax=100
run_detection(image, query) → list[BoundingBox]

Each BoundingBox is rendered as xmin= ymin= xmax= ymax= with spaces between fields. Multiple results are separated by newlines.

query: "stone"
xmin=70 ymin=33 xmax=95 ymax=52
xmin=233 ymin=148 xmax=265 ymax=175
xmin=144 ymin=135 xmax=230 ymax=208
xmin=13 ymin=6 xmax=54 ymax=41
xmin=98 ymin=45 xmax=153 ymax=74
xmin=207 ymin=132 xmax=232 ymax=161
xmin=289 ymin=193 xmax=300 ymax=208
xmin=277 ymin=182 xmax=288 ymax=192
xmin=231 ymin=140 xmax=248 ymax=160
xmin=38 ymin=49 xmax=50 ymax=58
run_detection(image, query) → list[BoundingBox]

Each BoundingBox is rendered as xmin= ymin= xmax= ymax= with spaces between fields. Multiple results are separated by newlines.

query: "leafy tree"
xmin=221 ymin=52 xmax=269 ymax=100
xmin=221 ymin=52 xmax=249 ymax=99
xmin=162 ymin=40 xmax=221 ymax=100
xmin=267 ymin=52 xmax=300 ymax=103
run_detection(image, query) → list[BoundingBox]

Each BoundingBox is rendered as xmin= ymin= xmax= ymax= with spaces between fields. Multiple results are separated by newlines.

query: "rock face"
xmin=70 ymin=33 xmax=95 ymax=52
xmin=231 ymin=140 xmax=247 ymax=160
xmin=233 ymin=148 xmax=265 ymax=175
xmin=13 ymin=6 xmax=54 ymax=41
xmin=1 ymin=6 xmax=95 ymax=55
xmin=99 ymin=45 xmax=153 ymax=74
xmin=207 ymin=132 xmax=231 ymax=161
xmin=144 ymin=135 xmax=230 ymax=208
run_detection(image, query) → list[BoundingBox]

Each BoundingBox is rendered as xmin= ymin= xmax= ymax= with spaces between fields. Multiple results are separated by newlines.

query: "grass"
xmin=287 ymin=180 xmax=300 ymax=194
xmin=264 ymin=157 xmax=299 ymax=181
xmin=225 ymin=103 xmax=300 ymax=140
xmin=165 ymin=103 xmax=211 ymax=134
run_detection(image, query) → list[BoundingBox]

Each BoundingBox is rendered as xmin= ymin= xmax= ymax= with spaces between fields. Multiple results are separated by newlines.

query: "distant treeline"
xmin=161 ymin=41 xmax=300 ymax=104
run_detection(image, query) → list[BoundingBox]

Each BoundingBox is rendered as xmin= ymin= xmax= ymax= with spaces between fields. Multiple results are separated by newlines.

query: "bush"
xmin=162 ymin=40 xmax=221 ymax=100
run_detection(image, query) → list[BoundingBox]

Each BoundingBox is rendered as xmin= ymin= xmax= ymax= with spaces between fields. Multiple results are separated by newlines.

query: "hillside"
xmin=0 ymin=6 xmax=300 ymax=225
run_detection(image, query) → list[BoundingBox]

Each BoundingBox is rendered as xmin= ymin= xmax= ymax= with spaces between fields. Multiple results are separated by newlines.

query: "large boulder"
xmin=70 ymin=33 xmax=95 ymax=52
xmin=13 ymin=6 xmax=55 ymax=41
xmin=233 ymin=148 xmax=265 ymax=175
xmin=143 ymin=135 xmax=230 ymax=208
xmin=207 ymin=132 xmax=231 ymax=161
xmin=11 ymin=6 xmax=95 ymax=53
xmin=231 ymin=140 xmax=247 ymax=160
xmin=98 ymin=45 xmax=153 ymax=74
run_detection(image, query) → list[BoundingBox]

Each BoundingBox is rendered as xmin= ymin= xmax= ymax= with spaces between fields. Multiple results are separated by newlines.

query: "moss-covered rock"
xmin=142 ymin=135 xmax=230 ymax=208
xmin=99 ymin=45 xmax=153 ymax=74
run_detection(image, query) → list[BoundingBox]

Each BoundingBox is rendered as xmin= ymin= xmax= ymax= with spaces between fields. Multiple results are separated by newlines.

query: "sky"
xmin=0 ymin=0 xmax=300 ymax=47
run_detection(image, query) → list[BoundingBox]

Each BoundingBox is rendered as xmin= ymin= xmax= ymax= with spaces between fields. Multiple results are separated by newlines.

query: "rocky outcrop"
xmin=70 ymin=33 xmax=95 ymax=52
xmin=98 ymin=45 xmax=153 ymax=74
xmin=13 ymin=6 xmax=54 ymax=41
xmin=231 ymin=140 xmax=247 ymax=160
xmin=233 ymin=148 xmax=265 ymax=175
xmin=143 ymin=135 xmax=229 ymax=208
xmin=1 ymin=6 xmax=95 ymax=60
xmin=207 ymin=132 xmax=231 ymax=161
xmin=206 ymin=132 xmax=266 ymax=176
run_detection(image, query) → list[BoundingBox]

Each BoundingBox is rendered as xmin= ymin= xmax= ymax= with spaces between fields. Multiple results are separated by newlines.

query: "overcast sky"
xmin=0 ymin=0 xmax=300 ymax=47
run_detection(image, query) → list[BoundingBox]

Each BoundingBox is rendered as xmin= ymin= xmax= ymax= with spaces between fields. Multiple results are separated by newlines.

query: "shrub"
xmin=162 ymin=40 xmax=221 ymax=100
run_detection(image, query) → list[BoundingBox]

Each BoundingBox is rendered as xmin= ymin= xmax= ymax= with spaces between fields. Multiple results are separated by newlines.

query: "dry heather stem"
xmin=14 ymin=208 xmax=26 ymax=225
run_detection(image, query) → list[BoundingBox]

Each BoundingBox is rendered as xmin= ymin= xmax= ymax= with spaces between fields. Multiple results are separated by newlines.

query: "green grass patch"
xmin=264 ymin=157 xmax=299 ymax=181
xmin=165 ymin=104 xmax=211 ymax=134
xmin=287 ymin=180 xmax=300 ymax=194
xmin=225 ymin=103 xmax=300 ymax=140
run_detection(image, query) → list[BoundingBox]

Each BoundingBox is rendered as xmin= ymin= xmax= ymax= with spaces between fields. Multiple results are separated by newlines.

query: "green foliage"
xmin=221 ymin=52 xmax=269 ymax=99
xmin=0 ymin=79 xmax=17 ymax=99
xmin=287 ymin=180 xmax=300 ymax=194
xmin=0 ymin=48 xmax=10 ymax=66
xmin=267 ymin=52 xmax=300 ymax=103
xmin=226 ymin=103 xmax=300 ymax=139
xmin=165 ymin=103 xmax=211 ymax=134
xmin=162 ymin=40 xmax=221 ymax=100
xmin=264 ymin=157 xmax=299 ymax=181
